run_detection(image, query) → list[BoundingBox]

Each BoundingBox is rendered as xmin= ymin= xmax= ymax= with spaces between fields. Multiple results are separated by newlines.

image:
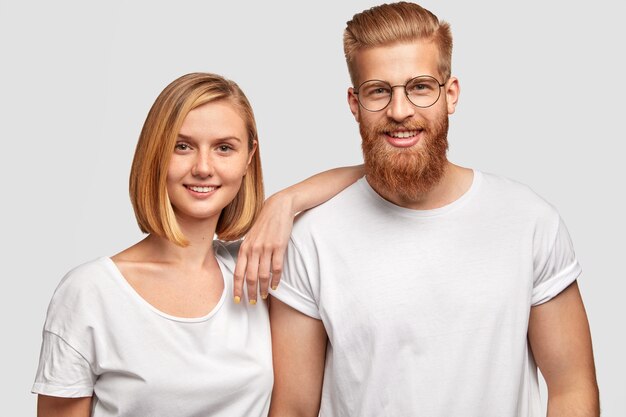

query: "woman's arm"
xmin=38 ymin=395 xmax=92 ymax=417
xmin=233 ymin=165 xmax=364 ymax=303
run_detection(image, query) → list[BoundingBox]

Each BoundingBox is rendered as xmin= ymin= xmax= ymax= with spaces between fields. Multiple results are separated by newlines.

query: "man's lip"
xmin=383 ymin=128 xmax=423 ymax=136
xmin=383 ymin=130 xmax=422 ymax=148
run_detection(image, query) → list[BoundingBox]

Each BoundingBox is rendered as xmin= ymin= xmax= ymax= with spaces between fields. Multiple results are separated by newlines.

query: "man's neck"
xmin=367 ymin=162 xmax=474 ymax=210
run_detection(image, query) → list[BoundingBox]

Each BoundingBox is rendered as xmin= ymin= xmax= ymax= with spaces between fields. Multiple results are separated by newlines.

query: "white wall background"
xmin=1 ymin=0 xmax=624 ymax=415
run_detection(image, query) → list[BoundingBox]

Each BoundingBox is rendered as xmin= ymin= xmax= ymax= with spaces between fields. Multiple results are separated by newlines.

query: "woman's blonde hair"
xmin=343 ymin=2 xmax=453 ymax=86
xmin=129 ymin=72 xmax=264 ymax=246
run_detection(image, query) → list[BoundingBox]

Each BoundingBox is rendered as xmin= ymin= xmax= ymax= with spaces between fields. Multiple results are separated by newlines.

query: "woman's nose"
xmin=191 ymin=153 xmax=214 ymax=178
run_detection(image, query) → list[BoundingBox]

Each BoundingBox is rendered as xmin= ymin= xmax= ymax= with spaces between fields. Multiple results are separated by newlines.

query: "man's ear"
xmin=445 ymin=77 xmax=460 ymax=115
xmin=348 ymin=87 xmax=360 ymax=123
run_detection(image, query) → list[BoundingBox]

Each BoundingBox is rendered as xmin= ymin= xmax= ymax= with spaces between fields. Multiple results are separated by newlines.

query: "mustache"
xmin=372 ymin=121 xmax=428 ymax=134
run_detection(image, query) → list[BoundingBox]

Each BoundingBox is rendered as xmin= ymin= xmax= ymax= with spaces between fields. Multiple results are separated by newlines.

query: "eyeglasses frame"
xmin=353 ymin=75 xmax=446 ymax=112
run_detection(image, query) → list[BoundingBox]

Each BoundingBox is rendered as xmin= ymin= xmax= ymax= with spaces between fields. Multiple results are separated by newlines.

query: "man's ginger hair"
xmin=343 ymin=2 xmax=452 ymax=86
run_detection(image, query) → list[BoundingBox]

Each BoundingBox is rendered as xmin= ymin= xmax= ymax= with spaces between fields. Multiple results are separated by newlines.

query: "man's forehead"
xmin=353 ymin=40 xmax=441 ymax=83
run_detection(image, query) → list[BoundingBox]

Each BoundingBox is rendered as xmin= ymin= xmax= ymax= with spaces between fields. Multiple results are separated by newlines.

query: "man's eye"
xmin=364 ymin=87 xmax=390 ymax=97
xmin=408 ymin=81 xmax=435 ymax=94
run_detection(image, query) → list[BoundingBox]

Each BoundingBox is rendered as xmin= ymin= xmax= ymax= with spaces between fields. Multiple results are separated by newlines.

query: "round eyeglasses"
xmin=353 ymin=75 xmax=445 ymax=112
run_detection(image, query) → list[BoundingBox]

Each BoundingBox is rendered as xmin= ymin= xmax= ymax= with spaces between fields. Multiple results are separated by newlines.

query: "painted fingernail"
xmin=234 ymin=296 xmax=241 ymax=304
xmin=271 ymin=284 xmax=278 ymax=291
xmin=249 ymin=299 xmax=257 ymax=305
xmin=261 ymin=293 xmax=268 ymax=300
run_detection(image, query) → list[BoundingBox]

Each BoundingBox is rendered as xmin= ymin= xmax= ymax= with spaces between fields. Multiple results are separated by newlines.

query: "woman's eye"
xmin=218 ymin=145 xmax=232 ymax=152
xmin=175 ymin=143 xmax=190 ymax=151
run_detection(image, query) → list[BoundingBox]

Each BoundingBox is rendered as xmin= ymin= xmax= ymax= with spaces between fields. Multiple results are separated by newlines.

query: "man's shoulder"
xmin=478 ymin=170 xmax=560 ymax=218
xmin=289 ymin=178 xmax=372 ymax=243
xmin=298 ymin=178 xmax=365 ymax=218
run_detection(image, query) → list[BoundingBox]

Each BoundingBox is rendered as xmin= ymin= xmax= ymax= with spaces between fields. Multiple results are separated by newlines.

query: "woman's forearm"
xmin=274 ymin=164 xmax=365 ymax=215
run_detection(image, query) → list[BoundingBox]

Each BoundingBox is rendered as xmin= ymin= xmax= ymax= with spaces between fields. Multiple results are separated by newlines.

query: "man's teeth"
xmin=389 ymin=131 xmax=418 ymax=138
xmin=188 ymin=186 xmax=216 ymax=193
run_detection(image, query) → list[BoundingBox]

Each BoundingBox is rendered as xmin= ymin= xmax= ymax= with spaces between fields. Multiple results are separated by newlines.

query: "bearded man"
xmin=268 ymin=2 xmax=599 ymax=416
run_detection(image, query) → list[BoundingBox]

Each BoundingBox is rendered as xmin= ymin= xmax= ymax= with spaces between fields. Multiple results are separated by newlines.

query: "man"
xmin=268 ymin=2 xmax=599 ymax=416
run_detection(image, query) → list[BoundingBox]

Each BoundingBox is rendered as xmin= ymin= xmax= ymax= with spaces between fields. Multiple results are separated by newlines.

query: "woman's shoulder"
xmin=40 ymin=258 xmax=119 ymax=363
xmin=214 ymin=239 xmax=242 ymax=260
xmin=213 ymin=239 xmax=242 ymax=274
xmin=45 ymin=258 xmax=117 ymax=323
xmin=54 ymin=257 xmax=116 ymax=294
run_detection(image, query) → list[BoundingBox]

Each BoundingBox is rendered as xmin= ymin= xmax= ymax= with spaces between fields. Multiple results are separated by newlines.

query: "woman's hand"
xmin=233 ymin=165 xmax=364 ymax=305
xmin=233 ymin=192 xmax=295 ymax=304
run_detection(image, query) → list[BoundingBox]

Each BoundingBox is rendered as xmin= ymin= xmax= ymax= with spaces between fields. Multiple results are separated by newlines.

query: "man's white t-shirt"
xmin=33 ymin=240 xmax=273 ymax=417
xmin=271 ymin=171 xmax=581 ymax=417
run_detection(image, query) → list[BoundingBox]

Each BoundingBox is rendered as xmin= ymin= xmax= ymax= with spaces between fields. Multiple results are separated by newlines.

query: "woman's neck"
xmin=120 ymin=214 xmax=218 ymax=270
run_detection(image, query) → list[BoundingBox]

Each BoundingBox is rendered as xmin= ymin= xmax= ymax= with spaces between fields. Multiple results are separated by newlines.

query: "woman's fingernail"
xmin=271 ymin=285 xmax=278 ymax=291
xmin=261 ymin=293 xmax=268 ymax=300
xmin=234 ymin=296 xmax=241 ymax=304
xmin=249 ymin=299 xmax=257 ymax=305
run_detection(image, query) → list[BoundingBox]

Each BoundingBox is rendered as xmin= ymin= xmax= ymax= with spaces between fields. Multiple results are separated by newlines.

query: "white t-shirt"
xmin=271 ymin=171 xmax=581 ymax=417
xmin=33 ymin=240 xmax=273 ymax=417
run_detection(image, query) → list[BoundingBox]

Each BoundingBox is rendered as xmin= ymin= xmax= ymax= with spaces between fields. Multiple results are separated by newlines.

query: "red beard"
xmin=361 ymin=114 xmax=449 ymax=202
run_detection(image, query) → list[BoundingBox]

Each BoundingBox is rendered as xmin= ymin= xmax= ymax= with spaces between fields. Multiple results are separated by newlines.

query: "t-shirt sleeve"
xmin=531 ymin=215 xmax=582 ymax=306
xmin=32 ymin=330 xmax=95 ymax=397
xmin=269 ymin=237 xmax=321 ymax=319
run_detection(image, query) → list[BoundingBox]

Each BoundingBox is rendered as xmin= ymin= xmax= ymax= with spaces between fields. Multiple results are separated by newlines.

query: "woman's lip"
xmin=184 ymin=185 xmax=220 ymax=198
xmin=185 ymin=184 xmax=219 ymax=189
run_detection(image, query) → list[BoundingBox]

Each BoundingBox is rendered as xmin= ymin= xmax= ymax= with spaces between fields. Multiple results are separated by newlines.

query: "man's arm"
xmin=528 ymin=281 xmax=599 ymax=417
xmin=37 ymin=395 xmax=92 ymax=417
xmin=269 ymin=298 xmax=328 ymax=417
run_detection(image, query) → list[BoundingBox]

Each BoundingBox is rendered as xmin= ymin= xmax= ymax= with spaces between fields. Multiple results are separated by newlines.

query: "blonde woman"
xmin=33 ymin=73 xmax=362 ymax=417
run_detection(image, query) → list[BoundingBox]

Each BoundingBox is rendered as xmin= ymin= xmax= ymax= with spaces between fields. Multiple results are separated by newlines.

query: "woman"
xmin=33 ymin=73 xmax=362 ymax=416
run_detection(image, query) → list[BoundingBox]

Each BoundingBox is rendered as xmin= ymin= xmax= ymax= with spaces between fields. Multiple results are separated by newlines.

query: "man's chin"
xmin=364 ymin=148 xmax=448 ymax=201
xmin=361 ymin=114 xmax=450 ymax=201
xmin=366 ymin=169 xmax=439 ymax=201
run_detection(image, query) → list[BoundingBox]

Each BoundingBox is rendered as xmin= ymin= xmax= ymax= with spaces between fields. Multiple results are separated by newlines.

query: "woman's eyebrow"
xmin=177 ymin=133 xmax=242 ymax=143
xmin=177 ymin=133 xmax=194 ymax=141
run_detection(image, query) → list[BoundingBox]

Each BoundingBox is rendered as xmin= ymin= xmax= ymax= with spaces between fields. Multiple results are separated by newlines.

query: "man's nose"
xmin=386 ymin=86 xmax=415 ymax=122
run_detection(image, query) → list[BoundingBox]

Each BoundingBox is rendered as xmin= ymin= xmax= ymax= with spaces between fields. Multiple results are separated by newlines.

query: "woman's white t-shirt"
xmin=33 ymin=240 xmax=273 ymax=417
